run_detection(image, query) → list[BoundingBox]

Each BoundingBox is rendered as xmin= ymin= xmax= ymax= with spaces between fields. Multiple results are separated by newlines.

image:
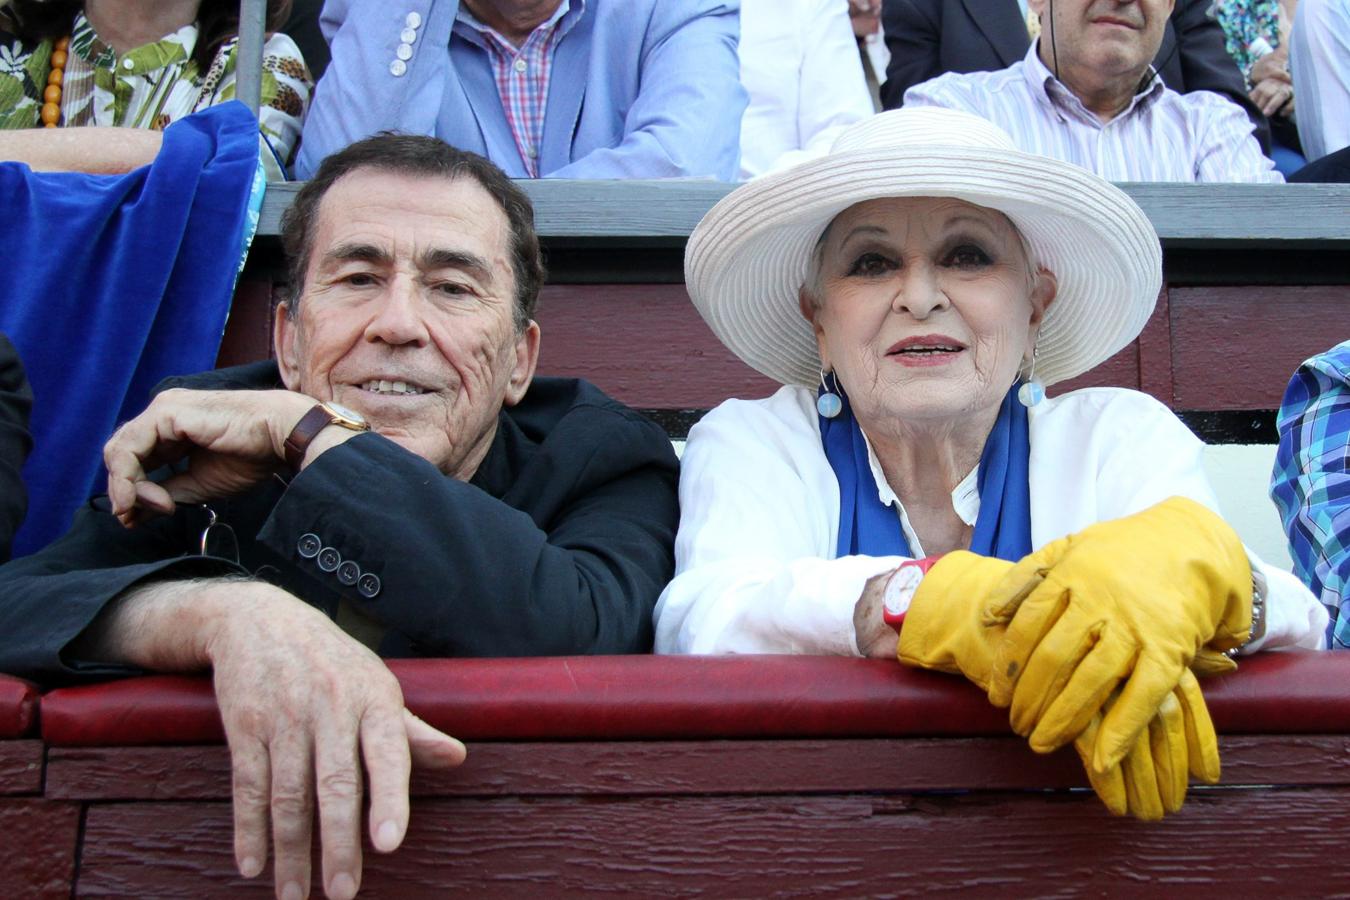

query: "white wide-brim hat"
xmin=685 ymin=107 xmax=1162 ymax=388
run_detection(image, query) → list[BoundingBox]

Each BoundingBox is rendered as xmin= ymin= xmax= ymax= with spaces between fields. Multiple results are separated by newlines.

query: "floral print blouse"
xmin=1211 ymin=0 xmax=1282 ymax=85
xmin=0 ymin=12 xmax=311 ymax=178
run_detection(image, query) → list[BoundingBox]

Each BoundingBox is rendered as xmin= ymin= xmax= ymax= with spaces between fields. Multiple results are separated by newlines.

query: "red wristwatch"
xmin=882 ymin=555 xmax=943 ymax=631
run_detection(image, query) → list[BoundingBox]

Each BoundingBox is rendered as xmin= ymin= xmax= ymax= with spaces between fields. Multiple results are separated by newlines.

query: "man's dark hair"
xmin=280 ymin=133 xmax=546 ymax=330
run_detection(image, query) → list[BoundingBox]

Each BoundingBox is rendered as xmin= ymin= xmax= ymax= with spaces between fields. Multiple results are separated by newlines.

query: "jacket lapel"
xmin=964 ymin=0 xmax=1031 ymax=68
xmin=539 ymin=7 xmax=594 ymax=175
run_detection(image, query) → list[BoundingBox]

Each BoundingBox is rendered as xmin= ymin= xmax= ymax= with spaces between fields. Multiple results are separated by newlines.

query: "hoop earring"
xmin=1018 ymin=349 xmax=1046 ymax=408
xmin=817 ymin=369 xmax=843 ymax=418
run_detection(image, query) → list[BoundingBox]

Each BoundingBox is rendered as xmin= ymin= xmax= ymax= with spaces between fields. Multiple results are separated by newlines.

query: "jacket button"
xmin=405 ymin=11 xmax=421 ymax=28
xmin=357 ymin=572 xmax=382 ymax=599
xmin=337 ymin=560 xmax=361 ymax=586
xmin=389 ymin=58 xmax=407 ymax=77
xmin=317 ymin=546 xmax=341 ymax=572
xmin=297 ymin=533 xmax=321 ymax=558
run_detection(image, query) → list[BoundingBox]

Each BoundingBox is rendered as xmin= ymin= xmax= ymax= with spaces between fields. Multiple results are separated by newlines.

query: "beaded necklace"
xmin=41 ymin=36 xmax=71 ymax=127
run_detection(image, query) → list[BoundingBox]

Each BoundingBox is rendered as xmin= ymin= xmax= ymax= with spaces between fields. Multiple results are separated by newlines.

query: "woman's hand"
xmin=1249 ymin=52 xmax=1295 ymax=118
xmin=985 ymin=496 xmax=1251 ymax=773
xmin=853 ymin=569 xmax=900 ymax=658
xmin=896 ymin=546 xmax=1224 ymax=820
xmin=1074 ymin=670 xmax=1220 ymax=820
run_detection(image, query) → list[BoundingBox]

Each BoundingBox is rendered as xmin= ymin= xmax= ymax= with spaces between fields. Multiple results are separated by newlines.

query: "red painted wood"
xmin=0 ymin=741 xmax=43 ymax=796
xmin=214 ymin=278 xmax=276 ymax=368
xmin=1136 ymin=285 xmax=1175 ymax=404
xmin=1171 ymin=285 xmax=1350 ymax=410
xmin=0 ymin=799 xmax=80 ymax=900
xmin=75 ymin=788 xmax=1350 ymax=896
xmin=40 ymin=652 xmax=1350 ymax=747
xmin=44 ymin=734 xmax=1350 ymax=804
xmin=534 ymin=284 xmax=780 ymax=407
xmin=0 ymin=673 xmax=38 ymax=738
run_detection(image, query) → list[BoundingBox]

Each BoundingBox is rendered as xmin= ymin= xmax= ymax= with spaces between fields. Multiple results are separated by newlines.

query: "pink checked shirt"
xmin=454 ymin=1 xmax=584 ymax=177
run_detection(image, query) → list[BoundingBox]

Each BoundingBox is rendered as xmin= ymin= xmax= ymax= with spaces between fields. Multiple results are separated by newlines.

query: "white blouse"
xmin=654 ymin=385 xmax=1328 ymax=656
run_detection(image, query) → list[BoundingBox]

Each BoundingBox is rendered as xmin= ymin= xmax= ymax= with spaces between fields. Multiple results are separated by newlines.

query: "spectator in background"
xmin=878 ymin=0 xmax=1268 ymax=151
xmin=0 ymin=0 xmax=311 ymax=179
xmin=850 ymin=0 xmax=889 ymax=105
xmin=0 ymin=333 xmax=32 ymax=563
xmin=738 ymin=0 xmax=873 ymax=178
xmin=1272 ymin=340 xmax=1350 ymax=649
xmin=1211 ymin=0 xmax=1304 ymax=175
xmin=1290 ymin=0 xmax=1350 ymax=161
xmin=902 ymin=0 xmax=1281 ymax=181
xmin=297 ymin=1 xmax=746 ymax=181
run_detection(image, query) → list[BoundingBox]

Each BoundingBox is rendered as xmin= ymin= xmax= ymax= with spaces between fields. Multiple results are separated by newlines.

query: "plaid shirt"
xmin=1271 ymin=340 xmax=1350 ymax=648
xmin=454 ymin=1 xmax=583 ymax=177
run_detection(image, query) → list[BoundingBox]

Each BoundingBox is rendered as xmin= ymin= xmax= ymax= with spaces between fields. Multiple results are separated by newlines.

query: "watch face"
xmin=883 ymin=564 xmax=925 ymax=618
xmin=324 ymin=402 xmax=367 ymax=427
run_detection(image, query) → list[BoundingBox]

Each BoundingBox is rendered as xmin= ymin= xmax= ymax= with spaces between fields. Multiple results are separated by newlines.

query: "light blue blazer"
xmin=296 ymin=0 xmax=746 ymax=179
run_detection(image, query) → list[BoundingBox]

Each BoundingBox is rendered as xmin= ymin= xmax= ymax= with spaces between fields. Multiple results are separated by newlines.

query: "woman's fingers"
xmin=1073 ymin=712 xmax=1128 ymax=816
xmin=1176 ymin=669 xmax=1221 ymax=783
xmin=1091 ymin=654 xmax=1182 ymax=774
xmin=987 ymin=573 xmax=1072 ymax=707
xmin=1121 ymin=726 xmax=1165 ymax=821
xmin=1022 ymin=626 xmax=1136 ymax=753
xmin=1149 ymin=689 xmax=1189 ymax=814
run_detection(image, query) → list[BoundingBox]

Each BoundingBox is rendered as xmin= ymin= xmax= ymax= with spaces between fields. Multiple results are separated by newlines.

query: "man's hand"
xmin=853 ymin=569 xmax=899 ymax=658
xmin=103 ymin=388 xmax=316 ymax=526
xmin=78 ymin=579 xmax=467 ymax=900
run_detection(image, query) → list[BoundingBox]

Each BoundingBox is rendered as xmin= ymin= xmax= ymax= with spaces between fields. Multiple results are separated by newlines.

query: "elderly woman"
xmin=655 ymin=107 xmax=1327 ymax=820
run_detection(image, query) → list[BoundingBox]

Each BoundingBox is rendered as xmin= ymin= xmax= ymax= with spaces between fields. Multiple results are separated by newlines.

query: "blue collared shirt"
xmin=1271 ymin=340 xmax=1350 ymax=647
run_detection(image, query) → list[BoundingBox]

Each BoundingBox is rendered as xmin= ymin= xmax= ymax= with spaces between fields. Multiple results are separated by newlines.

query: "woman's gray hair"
xmin=798 ymin=210 xmax=1041 ymax=309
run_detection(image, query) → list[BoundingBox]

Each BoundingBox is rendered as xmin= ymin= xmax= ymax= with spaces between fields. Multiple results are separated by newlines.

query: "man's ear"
xmin=504 ymin=320 xmax=541 ymax=407
xmin=1027 ymin=267 xmax=1058 ymax=343
xmin=274 ymin=301 xmax=303 ymax=391
xmin=1027 ymin=0 xmax=1049 ymax=19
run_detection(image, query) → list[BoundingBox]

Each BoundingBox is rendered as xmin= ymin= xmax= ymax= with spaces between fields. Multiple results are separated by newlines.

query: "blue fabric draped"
xmin=0 ymin=102 xmax=260 ymax=556
xmin=821 ymin=383 xmax=1033 ymax=561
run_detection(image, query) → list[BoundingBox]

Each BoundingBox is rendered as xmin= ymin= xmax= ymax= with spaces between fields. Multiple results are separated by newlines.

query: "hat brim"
xmin=685 ymin=145 xmax=1162 ymax=388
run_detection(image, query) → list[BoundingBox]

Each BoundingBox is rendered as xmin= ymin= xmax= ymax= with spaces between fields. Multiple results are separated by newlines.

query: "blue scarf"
xmin=821 ymin=384 xmax=1033 ymax=560
xmin=0 ymin=102 xmax=260 ymax=556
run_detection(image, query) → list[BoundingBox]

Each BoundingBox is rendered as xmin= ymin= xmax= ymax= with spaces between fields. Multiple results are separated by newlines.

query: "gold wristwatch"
xmin=283 ymin=401 xmax=370 ymax=472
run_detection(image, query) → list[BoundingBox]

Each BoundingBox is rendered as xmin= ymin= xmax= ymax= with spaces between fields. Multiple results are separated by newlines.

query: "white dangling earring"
xmin=1018 ymin=348 xmax=1045 ymax=408
xmin=817 ymin=369 xmax=843 ymax=418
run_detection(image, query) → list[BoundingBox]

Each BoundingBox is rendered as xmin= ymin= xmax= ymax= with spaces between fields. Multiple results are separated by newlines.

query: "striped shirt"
xmin=454 ymin=1 xmax=584 ymax=177
xmin=904 ymin=43 xmax=1282 ymax=183
xmin=1271 ymin=341 xmax=1350 ymax=649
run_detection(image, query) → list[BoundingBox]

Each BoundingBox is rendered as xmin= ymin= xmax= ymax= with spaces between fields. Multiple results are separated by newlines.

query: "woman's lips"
xmin=886 ymin=334 xmax=967 ymax=367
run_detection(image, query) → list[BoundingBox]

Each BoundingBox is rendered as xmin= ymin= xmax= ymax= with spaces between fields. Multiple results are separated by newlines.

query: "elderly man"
xmin=878 ymin=0 xmax=1270 ymax=149
xmin=295 ymin=0 xmax=746 ymax=180
xmin=0 ymin=134 xmax=680 ymax=899
xmin=902 ymin=0 xmax=1281 ymax=181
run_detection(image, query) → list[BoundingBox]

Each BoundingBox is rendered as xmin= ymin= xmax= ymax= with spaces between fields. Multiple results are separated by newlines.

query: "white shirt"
xmin=738 ymin=0 xmax=875 ymax=179
xmin=903 ymin=43 xmax=1282 ymax=183
xmin=654 ymin=385 xmax=1327 ymax=656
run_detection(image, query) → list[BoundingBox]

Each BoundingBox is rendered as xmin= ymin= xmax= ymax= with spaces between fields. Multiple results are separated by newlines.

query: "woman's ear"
xmin=798 ymin=287 xmax=831 ymax=371
xmin=1027 ymin=267 xmax=1058 ymax=342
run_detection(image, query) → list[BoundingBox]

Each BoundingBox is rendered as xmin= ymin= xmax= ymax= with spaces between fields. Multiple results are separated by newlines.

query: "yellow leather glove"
xmin=898 ymin=550 xmax=1220 ymax=820
xmin=1073 ymin=669 xmax=1221 ymax=820
xmin=984 ymin=496 xmax=1251 ymax=774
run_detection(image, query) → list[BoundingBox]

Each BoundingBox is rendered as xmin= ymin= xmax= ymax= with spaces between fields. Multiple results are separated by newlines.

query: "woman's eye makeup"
xmin=943 ymin=242 xmax=994 ymax=268
xmin=845 ymin=251 xmax=896 ymax=277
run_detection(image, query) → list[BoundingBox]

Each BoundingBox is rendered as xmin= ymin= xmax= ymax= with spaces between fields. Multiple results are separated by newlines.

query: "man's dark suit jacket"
xmin=0 ymin=333 xmax=32 ymax=563
xmin=879 ymin=0 xmax=1271 ymax=151
xmin=0 ymin=362 xmax=680 ymax=684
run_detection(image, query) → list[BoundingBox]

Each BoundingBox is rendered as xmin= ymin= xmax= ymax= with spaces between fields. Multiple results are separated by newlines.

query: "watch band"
xmin=283 ymin=402 xmax=369 ymax=473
